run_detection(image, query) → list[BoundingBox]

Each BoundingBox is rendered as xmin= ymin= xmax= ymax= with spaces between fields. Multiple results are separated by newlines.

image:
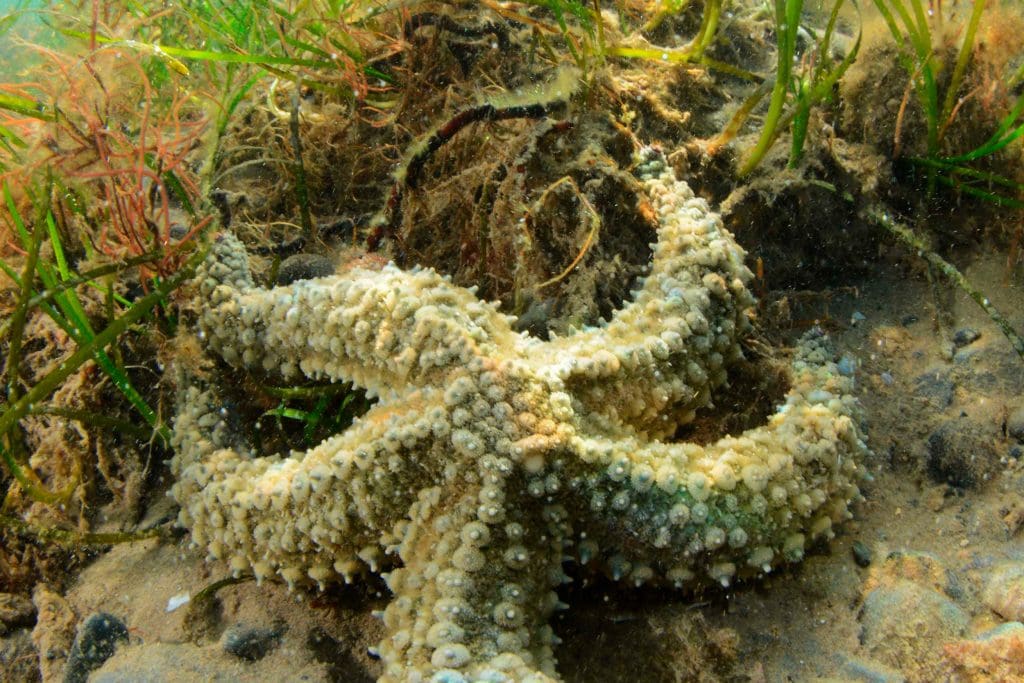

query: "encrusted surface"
xmin=171 ymin=149 xmax=868 ymax=682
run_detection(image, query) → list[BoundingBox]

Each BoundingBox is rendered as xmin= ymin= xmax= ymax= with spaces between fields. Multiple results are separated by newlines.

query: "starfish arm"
xmin=563 ymin=332 xmax=868 ymax=589
xmin=377 ymin=481 xmax=565 ymax=683
xmin=194 ymin=233 xmax=520 ymax=396
xmin=539 ymin=149 xmax=756 ymax=437
xmin=170 ymin=381 xmax=447 ymax=588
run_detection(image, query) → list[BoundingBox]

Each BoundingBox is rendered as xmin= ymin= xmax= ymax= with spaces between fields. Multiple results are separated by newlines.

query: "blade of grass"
xmin=739 ymin=0 xmax=802 ymax=175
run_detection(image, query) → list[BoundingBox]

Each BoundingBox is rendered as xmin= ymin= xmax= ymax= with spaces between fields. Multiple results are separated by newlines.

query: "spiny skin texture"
xmin=171 ymin=149 xmax=869 ymax=682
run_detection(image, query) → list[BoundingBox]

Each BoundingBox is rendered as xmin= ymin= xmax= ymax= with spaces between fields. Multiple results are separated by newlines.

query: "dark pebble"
xmin=852 ymin=541 xmax=873 ymax=568
xmin=276 ymin=253 xmax=335 ymax=285
xmin=64 ymin=612 xmax=129 ymax=683
xmin=952 ymin=327 xmax=981 ymax=347
xmin=222 ymin=623 xmax=284 ymax=661
xmin=926 ymin=419 xmax=998 ymax=488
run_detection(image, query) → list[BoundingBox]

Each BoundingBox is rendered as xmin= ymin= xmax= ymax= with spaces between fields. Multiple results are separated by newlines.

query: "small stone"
xmin=942 ymin=622 xmax=1024 ymax=682
xmin=860 ymin=580 xmax=968 ymax=679
xmin=983 ymin=563 xmax=1024 ymax=622
xmin=1007 ymin=406 xmax=1024 ymax=443
xmin=952 ymin=328 xmax=981 ymax=347
xmin=852 ymin=541 xmax=873 ymax=568
xmin=222 ymin=623 xmax=284 ymax=661
xmin=64 ymin=612 xmax=129 ymax=683
xmin=926 ymin=419 xmax=999 ymax=488
xmin=276 ymin=253 xmax=335 ymax=285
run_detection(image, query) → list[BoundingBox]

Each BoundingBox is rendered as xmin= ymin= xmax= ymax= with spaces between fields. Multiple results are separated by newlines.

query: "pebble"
xmin=952 ymin=327 xmax=981 ymax=347
xmin=1007 ymin=406 xmax=1024 ymax=443
xmin=926 ymin=419 xmax=998 ymax=488
xmin=852 ymin=541 xmax=873 ymax=568
xmin=983 ymin=562 xmax=1024 ymax=622
xmin=860 ymin=580 xmax=969 ymax=676
xmin=276 ymin=253 xmax=335 ymax=285
xmin=942 ymin=622 xmax=1024 ymax=681
xmin=0 ymin=593 xmax=35 ymax=636
xmin=65 ymin=612 xmax=129 ymax=683
xmin=222 ymin=623 xmax=284 ymax=661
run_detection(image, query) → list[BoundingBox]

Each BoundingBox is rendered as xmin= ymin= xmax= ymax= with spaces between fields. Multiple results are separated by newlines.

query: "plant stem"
xmin=0 ymin=513 xmax=165 ymax=545
xmin=866 ymin=206 xmax=1024 ymax=360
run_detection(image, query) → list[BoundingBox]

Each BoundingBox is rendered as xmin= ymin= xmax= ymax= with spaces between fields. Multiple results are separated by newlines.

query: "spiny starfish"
xmin=171 ymin=149 xmax=868 ymax=682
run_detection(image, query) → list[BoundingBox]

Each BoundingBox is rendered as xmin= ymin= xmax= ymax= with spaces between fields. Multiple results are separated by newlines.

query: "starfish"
xmin=171 ymin=148 xmax=868 ymax=682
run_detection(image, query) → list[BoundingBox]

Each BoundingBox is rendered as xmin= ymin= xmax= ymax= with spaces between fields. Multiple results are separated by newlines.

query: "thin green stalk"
xmin=0 ymin=252 xmax=162 ymax=343
xmin=866 ymin=206 xmax=1024 ymax=360
xmin=943 ymin=93 xmax=1024 ymax=163
xmin=739 ymin=0 xmax=802 ymax=175
xmin=693 ymin=0 xmax=723 ymax=60
xmin=4 ymin=193 xmax=45 ymax=404
xmin=29 ymin=210 xmax=169 ymax=442
xmin=261 ymin=383 xmax=351 ymax=399
xmin=939 ymin=0 xmax=985 ymax=142
xmin=289 ymin=83 xmax=314 ymax=241
xmin=0 ymin=513 xmax=165 ymax=545
xmin=31 ymin=406 xmax=165 ymax=444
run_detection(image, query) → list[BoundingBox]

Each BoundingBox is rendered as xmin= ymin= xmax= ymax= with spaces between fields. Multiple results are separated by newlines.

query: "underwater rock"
xmin=221 ymin=623 xmax=284 ymax=662
xmin=852 ymin=541 xmax=873 ymax=568
xmin=952 ymin=327 xmax=981 ymax=348
xmin=941 ymin=622 xmax=1024 ymax=682
xmin=983 ymin=563 xmax=1024 ymax=622
xmin=275 ymin=253 xmax=335 ymax=285
xmin=926 ymin=419 xmax=999 ymax=488
xmin=64 ymin=612 xmax=129 ymax=683
xmin=859 ymin=580 xmax=969 ymax=680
